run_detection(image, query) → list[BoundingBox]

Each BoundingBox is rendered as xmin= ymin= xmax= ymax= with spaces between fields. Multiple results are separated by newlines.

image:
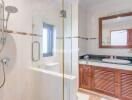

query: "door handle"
xmin=32 ymin=41 xmax=40 ymax=62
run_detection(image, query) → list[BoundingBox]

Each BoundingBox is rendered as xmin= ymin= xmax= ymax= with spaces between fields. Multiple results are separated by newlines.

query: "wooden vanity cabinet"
xmin=92 ymin=67 xmax=116 ymax=97
xmin=79 ymin=64 xmax=132 ymax=100
xmin=120 ymin=70 xmax=132 ymax=100
xmin=79 ymin=64 xmax=92 ymax=90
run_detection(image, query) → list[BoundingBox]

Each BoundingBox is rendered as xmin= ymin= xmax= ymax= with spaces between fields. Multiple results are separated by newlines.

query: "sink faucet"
xmin=110 ymin=56 xmax=117 ymax=59
xmin=84 ymin=55 xmax=89 ymax=64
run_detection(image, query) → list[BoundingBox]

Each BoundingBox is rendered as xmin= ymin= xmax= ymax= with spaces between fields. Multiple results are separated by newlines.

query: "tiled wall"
xmin=0 ymin=34 xmax=34 ymax=100
xmin=4 ymin=0 xmax=32 ymax=33
xmin=78 ymin=4 xmax=87 ymax=56
xmin=32 ymin=0 xmax=63 ymax=67
xmin=0 ymin=0 xmax=34 ymax=100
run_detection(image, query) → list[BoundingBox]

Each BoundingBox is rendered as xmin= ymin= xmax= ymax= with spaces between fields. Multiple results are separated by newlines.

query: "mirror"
xmin=99 ymin=12 xmax=132 ymax=48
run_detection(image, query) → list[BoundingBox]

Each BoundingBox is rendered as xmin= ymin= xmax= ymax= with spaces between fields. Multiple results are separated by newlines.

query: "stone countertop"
xmin=79 ymin=59 xmax=132 ymax=71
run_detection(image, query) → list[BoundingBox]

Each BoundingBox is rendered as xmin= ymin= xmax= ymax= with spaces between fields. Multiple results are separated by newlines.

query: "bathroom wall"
xmin=78 ymin=2 xmax=87 ymax=56
xmin=0 ymin=34 xmax=34 ymax=100
xmin=86 ymin=0 xmax=132 ymax=57
xmin=0 ymin=0 xmax=33 ymax=100
xmin=4 ymin=0 xmax=32 ymax=33
xmin=32 ymin=0 xmax=63 ymax=67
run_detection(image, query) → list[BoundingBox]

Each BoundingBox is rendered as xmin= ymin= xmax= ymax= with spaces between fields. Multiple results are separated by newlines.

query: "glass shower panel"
xmin=31 ymin=0 xmax=76 ymax=100
xmin=31 ymin=0 xmax=64 ymax=100
xmin=64 ymin=1 xmax=77 ymax=100
xmin=64 ymin=1 xmax=72 ymax=75
xmin=63 ymin=1 xmax=74 ymax=100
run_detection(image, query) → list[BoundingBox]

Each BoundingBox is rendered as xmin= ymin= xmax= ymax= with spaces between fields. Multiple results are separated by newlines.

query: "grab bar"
xmin=32 ymin=41 xmax=40 ymax=62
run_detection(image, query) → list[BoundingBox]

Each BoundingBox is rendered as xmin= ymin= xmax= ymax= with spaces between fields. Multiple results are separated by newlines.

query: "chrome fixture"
xmin=0 ymin=0 xmax=18 ymax=88
xmin=60 ymin=10 xmax=66 ymax=18
xmin=84 ymin=55 xmax=89 ymax=64
xmin=0 ymin=4 xmax=18 ymax=45
xmin=0 ymin=58 xmax=10 ymax=88
xmin=3 ymin=6 xmax=18 ymax=45
xmin=1 ymin=58 xmax=10 ymax=65
xmin=32 ymin=41 xmax=40 ymax=62
xmin=5 ymin=6 xmax=18 ymax=29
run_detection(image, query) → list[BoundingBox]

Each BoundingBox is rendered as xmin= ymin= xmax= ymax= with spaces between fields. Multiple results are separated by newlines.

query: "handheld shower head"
xmin=5 ymin=6 xmax=18 ymax=13
xmin=5 ymin=6 xmax=18 ymax=30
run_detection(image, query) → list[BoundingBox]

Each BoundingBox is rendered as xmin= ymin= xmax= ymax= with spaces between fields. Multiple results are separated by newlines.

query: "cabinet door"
xmin=93 ymin=67 xmax=115 ymax=96
xmin=120 ymin=70 xmax=132 ymax=100
xmin=79 ymin=64 xmax=92 ymax=90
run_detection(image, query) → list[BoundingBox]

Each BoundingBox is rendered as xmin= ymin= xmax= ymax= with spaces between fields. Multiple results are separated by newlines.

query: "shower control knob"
xmin=1 ymin=58 xmax=10 ymax=65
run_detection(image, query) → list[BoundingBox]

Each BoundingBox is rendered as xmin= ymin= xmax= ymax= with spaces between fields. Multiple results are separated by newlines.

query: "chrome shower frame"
xmin=0 ymin=0 xmax=5 ymax=46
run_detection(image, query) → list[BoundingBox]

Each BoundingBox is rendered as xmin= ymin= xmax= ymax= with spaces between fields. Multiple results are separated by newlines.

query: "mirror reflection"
xmin=110 ymin=30 xmax=127 ymax=46
xmin=100 ymin=12 xmax=132 ymax=48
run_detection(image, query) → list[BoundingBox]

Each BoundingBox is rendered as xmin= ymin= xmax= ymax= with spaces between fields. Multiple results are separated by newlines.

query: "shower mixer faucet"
xmin=1 ymin=58 xmax=10 ymax=65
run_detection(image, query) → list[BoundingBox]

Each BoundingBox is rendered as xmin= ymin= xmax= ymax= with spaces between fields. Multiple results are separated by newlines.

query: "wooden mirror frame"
xmin=99 ymin=12 xmax=132 ymax=48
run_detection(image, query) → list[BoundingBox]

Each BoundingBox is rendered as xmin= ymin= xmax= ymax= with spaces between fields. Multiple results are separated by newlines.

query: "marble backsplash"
xmin=80 ymin=54 xmax=132 ymax=63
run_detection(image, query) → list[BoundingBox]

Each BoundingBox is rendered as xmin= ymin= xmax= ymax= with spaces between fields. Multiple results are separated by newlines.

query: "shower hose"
xmin=0 ymin=35 xmax=7 ymax=88
xmin=0 ymin=0 xmax=8 ymax=88
xmin=0 ymin=62 xmax=6 ymax=88
xmin=0 ymin=36 xmax=7 ymax=88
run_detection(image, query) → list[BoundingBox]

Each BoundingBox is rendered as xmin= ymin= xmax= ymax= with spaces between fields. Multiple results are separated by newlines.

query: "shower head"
xmin=5 ymin=6 xmax=18 ymax=13
xmin=5 ymin=6 xmax=18 ymax=30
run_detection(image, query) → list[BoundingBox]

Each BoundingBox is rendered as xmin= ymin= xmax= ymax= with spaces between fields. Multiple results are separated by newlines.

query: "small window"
xmin=43 ymin=23 xmax=54 ymax=57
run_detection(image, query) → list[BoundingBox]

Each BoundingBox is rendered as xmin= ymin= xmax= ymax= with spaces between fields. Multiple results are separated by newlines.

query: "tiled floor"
xmin=77 ymin=89 xmax=120 ymax=100
xmin=77 ymin=92 xmax=109 ymax=100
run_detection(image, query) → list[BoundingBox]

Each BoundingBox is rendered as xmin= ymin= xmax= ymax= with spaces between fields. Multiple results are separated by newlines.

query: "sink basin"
xmin=102 ymin=58 xmax=131 ymax=64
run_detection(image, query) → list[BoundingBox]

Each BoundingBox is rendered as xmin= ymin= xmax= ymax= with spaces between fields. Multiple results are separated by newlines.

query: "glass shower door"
xmin=31 ymin=0 xmax=77 ymax=100
xmin=31 ymin=0 xmax=65 ymax=100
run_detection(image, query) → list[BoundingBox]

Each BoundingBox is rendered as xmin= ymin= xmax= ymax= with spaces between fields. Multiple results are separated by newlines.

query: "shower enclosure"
xmin=0 ymin=0 xmax=78 ymax=100
xmin=31 ymin=0 xmax=78 ymax=100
